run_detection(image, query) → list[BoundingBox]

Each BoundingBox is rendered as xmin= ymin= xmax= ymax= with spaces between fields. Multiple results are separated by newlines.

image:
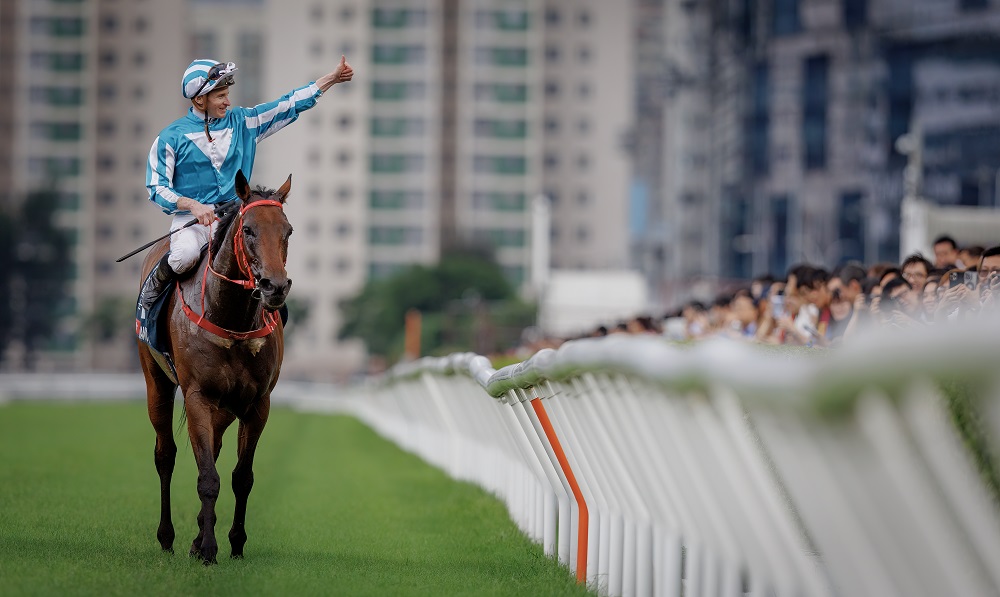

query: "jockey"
xmin=139 ymin=56 xmax=354 ymax=310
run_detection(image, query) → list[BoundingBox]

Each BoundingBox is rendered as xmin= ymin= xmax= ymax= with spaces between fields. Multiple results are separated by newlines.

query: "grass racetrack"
xmin=0 ymin=400 xmax=591 ymax=596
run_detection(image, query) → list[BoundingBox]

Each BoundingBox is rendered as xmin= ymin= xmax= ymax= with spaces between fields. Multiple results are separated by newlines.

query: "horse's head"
xmin=234 ymin=170 xmax=293 ymax=310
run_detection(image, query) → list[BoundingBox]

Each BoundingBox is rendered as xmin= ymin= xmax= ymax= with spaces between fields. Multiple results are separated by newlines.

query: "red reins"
xmin=178 ymin=199 xmax=285 ymax=340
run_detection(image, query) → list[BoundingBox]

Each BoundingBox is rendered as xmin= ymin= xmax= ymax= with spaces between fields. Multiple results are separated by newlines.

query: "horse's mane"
xmin=211 ymin=186 xmax=285 ymax=248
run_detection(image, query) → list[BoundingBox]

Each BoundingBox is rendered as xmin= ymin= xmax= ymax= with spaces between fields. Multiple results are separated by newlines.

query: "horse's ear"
xmin=235 ymin=169 xmax=251 ymax=201
xmin=276 ymin=174 xmax=292 ymax=203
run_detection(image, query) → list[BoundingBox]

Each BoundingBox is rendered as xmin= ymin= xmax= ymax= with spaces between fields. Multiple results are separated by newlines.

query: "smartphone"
xmin=949 ymin=271 xmax=963 ymax=288
xmin=964 ymin=271 xmax=978 ymax=291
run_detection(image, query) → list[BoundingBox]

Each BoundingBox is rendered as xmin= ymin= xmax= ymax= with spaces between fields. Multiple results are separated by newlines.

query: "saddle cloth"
xmin=135 ymin=268 xmax=179 ymax=385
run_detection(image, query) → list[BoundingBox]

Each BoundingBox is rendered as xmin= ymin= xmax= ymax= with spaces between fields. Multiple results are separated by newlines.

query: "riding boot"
xmin=139 ymin=253 xmax=177 ymax=311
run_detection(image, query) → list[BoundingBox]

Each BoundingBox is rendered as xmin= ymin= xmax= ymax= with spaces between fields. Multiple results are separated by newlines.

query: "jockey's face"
xmin=195 ymin=86 xmax=231 ymax=119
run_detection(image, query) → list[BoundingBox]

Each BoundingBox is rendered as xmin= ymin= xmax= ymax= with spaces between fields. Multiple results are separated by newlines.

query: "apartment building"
xmin=639 ymin=0 xmax=1000 ymax=306
xmin=1 ymin=0 xmax=633 ymax=376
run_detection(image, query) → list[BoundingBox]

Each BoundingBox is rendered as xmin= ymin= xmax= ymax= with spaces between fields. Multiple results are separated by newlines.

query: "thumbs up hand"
xmin=334 ymin=55 xmax=354 ymax=84
xmin=316 ymin=56 xmax=355 ymax=92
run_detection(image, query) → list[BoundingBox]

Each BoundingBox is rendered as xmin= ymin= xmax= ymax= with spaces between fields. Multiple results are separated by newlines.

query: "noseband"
xmin=177 ymin=199 xmax=286 ymax=341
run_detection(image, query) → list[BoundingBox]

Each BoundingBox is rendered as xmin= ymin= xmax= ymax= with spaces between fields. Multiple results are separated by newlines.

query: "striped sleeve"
xmin=145 ymin=135 xmax=183 ymax=214
xmin=244 ymin=83 xmax=323 ymax=143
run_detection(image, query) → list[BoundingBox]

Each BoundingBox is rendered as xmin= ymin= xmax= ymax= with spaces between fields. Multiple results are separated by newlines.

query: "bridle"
xmin=177 ymin=199 xmax=286 ymax=340
xmin=208 ymin=199 xmax=286 ymax=296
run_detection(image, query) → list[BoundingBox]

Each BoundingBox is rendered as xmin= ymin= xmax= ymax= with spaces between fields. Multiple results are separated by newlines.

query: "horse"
xmin=137 ymin=170 xmax=293 ymax=564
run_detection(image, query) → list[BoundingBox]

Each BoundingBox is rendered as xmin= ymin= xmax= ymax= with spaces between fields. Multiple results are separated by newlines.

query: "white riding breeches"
xmin=167 ymin=214 xmax=218 ymax=274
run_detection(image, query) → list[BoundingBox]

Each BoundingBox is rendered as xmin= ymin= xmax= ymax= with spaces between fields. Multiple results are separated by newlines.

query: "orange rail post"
xmin=530 ymin=397 xmax=589 ymax=584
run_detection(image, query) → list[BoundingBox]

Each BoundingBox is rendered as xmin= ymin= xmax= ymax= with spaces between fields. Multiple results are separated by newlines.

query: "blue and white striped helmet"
xmin=181 ymin=59 xmax=238 ymax=99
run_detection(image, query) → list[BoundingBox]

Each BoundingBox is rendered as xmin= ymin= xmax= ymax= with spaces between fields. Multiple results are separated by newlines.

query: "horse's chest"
xmin=182 ymin=318 xmax=269 ymax=355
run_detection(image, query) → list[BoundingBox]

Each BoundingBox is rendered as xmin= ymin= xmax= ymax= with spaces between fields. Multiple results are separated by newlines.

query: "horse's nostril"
xmin=258 ymin=278 xmax=273 ymax=292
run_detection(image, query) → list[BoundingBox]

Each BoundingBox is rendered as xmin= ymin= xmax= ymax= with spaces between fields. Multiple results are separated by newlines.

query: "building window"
xmin=474 ymin=155 xmax=527 ymax=175
xmin=578 ymin=46 xmax=591 ymax=63
xmin=310 ymin=4 xmax=324 ymax=20
xmin=372 ymin=8 xmax=427 ymax=28
xmin=369 ymin=226 xmax=423 ymax=245
xmin=370 ymin=154 xmax=424 ymax=173
xmin=337 ymin=151 xmax=352 ymax=165
xmin=773 ymin=0 xmax=802 ymax=36
xmin=100 ymin=51 xmax=117 ymax=67
xmin=472 ymin=192 xmax=526 ymax=212
xmin=545 ymin=80 xmax=559 ymax=98
xmin=577 ymin=154 xmax=589 ymax=170
xmin=576 ymin=226 xmax=589 ymax=242
xmin=134 ymin=17 xmax=148 ymax=33
xmin=545 ymin=8 xmax=560 ymax=26
xmin=371 ymin=117 xmax=424 ymax=137
xmin=544 ymin=154 xmax=559 ymax=171
xmin=98 ymin=120 xmax=115 ymax=136
xmin=475 ymin=47 xmax=529 ymax=67
xmin=370 ymin=189 xmax=423 ymax=209
xmin=372 ymin=45 xmax=426 ymax=65
xmin=101 ymin=16 xmax=118 ymax=33
xmin=748 ymin=61 xmax=770 ymax=175
xmin=838 ymin=192 xmax=865 ymax=262
xmin=474 ymin=83 xmax=528 ymax=103
xmin=473 ymin=118 xmax=528 ymax=139
xmin=577 ymin=191 xmax=589 ymax=205
xmin=578 ymin=11 xmax=591 ymax=27
xmin=802 ymin=54 xmax=829 ymax=170
xmin=960 ymin=0 xmax=988 ymax=9
xmin=474 ymin=10 xmax=529 ymax=30
xmin=578 ymin=82 xmax=591 ymax=98
xmin=371 ymin=81 xmax=426 ymax=101
xmin=578 ymin=118 xmax=590 ymax=134
xmin=843 ymin=0 xmax=867 ymax=29
xmin=545 ymin=117 xmax=559 ymax=133
xmin=473 ymin=227 xmax=526 ymax=248
xmin=337 ymin=115 xmax=352 ymax=130
xmin=337 ymin=187 xmax=352 ymax=202
xmin=30 ymin=86 xmax=83 ymax=106
xmin=31 ymin=121 xmax=82 ymax=141
xmin=770 ymin=195 xmax=790 ymax=275
xmin=546 ymin=46 xmax=559 ymax=63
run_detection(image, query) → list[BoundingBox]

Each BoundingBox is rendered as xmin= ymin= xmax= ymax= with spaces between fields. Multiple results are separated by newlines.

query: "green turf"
xmin=0 ymin=401 xmax=591 ymax=597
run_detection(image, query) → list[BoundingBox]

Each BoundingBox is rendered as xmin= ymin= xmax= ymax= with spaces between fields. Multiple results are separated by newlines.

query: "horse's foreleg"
xmin=185 ymin=397 xmax=227 ymax=565
xmin=142 ymin=348 xmax=178 ymax=553
xmin=229 ymin=396 xmax=270 ymax=559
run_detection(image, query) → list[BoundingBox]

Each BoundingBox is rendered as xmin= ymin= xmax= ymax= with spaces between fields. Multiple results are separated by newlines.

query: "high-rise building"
xmin=253 ymin=0 xmax=633 ymax=378
xmin=642 ymin=0 xmax=1000 ymax=307
xmin=1 ymin=0 xmax=632 ymax=376
xmin=0 ymin=0 xmax=186 ymax=370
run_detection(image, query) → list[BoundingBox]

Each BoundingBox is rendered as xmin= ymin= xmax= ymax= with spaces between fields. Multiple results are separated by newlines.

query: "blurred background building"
xmin=1 ymin=0 xmax=999 ymax=375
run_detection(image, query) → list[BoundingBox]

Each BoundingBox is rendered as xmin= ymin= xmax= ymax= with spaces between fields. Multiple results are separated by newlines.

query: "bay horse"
xmin=137 ymin=170 xmax=293 ymax=564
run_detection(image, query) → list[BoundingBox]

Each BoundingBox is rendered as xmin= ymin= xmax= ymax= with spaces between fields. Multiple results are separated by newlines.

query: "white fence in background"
xmin=304 ymin=320 xmax=1000 ymax=597
xmin=3 ymin=321 xmax=1000 ymax=597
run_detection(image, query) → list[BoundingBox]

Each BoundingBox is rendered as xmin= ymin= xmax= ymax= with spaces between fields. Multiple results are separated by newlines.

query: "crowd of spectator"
xmin=518 ymin=235 xmax=1000 ymax=353
xmin=659 ymin=235 xmax=1000 ymax=347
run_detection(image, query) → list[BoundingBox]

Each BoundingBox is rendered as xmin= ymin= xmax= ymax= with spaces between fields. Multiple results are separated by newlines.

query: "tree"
xmin=338 ymin=247 xmax=535 ymax=362
xmin=0 ymin=188 xmax=73 ymax=368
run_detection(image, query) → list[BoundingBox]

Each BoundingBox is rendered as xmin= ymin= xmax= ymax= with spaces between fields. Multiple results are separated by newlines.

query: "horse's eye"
xmin=242 ymin=225 xmax=255 ymax=237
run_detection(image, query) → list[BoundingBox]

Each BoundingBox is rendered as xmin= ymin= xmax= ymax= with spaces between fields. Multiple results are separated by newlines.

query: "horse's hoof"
xmin=230 ymin=553 xmax=244 ymax=560
xmin=202 ymin=556 xmax=218 ymax=566
xmin=162 ymin=547 xmax=174 ymax=555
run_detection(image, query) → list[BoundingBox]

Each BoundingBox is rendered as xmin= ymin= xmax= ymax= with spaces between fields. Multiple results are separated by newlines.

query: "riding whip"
xmin=116 ymin=200 xmax=239 ymax=262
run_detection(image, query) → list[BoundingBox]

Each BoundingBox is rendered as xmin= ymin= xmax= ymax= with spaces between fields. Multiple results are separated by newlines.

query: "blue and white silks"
xmin=146 ymin=83 xmax=322 ymax=214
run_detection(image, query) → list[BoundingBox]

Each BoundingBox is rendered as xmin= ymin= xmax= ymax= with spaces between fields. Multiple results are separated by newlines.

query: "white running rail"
xmin=309 ymin=318 xmax=1000 ymax=597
